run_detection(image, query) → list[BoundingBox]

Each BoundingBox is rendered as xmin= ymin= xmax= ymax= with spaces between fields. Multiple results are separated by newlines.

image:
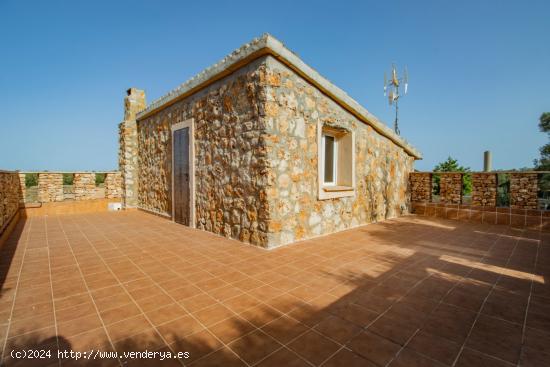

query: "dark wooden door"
xmin=173 ymin=127 xmax=190 ymax=225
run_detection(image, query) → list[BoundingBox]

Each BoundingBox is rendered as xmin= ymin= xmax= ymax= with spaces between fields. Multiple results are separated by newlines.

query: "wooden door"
xmin=173 ymin=127 xmax=190 ymax=225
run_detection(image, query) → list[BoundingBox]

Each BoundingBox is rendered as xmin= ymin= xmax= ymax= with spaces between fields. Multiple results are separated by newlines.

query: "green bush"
xmin=95 ymin=173 xmax=106 ymax=186
xmin=25 ymin=173 xmax=38 ymax=187
xmin=497 ymin=173 xmax=510 ymax=207
xmin=63 ymin=173 xmax=74 ymax=185
xmin=432 ymin=156 xmax=472 ymax=196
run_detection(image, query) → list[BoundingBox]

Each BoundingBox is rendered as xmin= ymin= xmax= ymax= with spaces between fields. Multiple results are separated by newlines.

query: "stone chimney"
xmin=119 ymin=88 xmax=146 ymax=208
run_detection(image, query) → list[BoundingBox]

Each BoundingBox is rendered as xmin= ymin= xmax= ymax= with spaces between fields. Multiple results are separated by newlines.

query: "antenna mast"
xmin=384 ymin=64 xmax=408 ymax=135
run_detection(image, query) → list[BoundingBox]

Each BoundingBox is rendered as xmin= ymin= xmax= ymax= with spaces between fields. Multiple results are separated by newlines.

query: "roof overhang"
xmin=136 ymin=34 xmax=422 ymax=159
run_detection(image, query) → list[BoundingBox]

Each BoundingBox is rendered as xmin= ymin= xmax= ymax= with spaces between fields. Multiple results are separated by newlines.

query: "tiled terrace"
xmin=0 ymin=212 xmax=549 ymax=367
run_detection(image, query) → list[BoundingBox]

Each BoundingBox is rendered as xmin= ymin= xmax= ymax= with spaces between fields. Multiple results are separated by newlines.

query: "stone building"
xmin=119 ymin=34 xmax=421 ymax=248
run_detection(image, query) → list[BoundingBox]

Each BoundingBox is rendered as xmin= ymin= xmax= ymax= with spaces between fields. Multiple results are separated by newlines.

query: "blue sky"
xmin=1 ymin=0 xmax=548 ymax=171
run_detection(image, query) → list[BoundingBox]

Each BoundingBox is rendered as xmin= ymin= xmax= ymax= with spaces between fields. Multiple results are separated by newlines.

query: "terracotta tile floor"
xmin=0 ymin=211 xmax=549 ymax=366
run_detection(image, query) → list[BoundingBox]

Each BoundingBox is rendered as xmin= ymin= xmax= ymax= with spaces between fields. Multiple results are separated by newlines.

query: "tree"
xmin=534 ymin=112 xmax=550 ymax=170
xmin=433 ymin=156 xmax=472 ymax=195
xmin=535 ymin=112 xmax=550 ymax=195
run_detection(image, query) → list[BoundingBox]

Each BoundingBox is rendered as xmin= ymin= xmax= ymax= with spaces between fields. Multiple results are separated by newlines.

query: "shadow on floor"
xmin=1 ymin=216 xmax=550 ymax=367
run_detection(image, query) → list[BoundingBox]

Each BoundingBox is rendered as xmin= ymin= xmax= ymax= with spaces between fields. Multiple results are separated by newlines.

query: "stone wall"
xmin=471 ymin=173 xmax=497 ymax=206
xmin=105 ymin=172 xmax=122 ymax=198
xmin=0 ymin=171 xmax=21 ymax=235
xmin=410 ymin=173 xmax=432 ymax=202
xmin=73 ymin=173 xmax=96 ymax=201
xmin=18 ymin=173 xmax=26 ymax=204
xmin=119 ymin=88 xmax=145 ymax=208
xmin=134 ymin=54 xmax=417 ymax=248
xmin=262 ymin=57 xmax=415 ymax=247
xmin=136 ymin=58 xmax=270 ymax=246
xmin=510 ymin=172 xmax=538 ymax=209
xmin=38 ymin=173 xmax=64 ymax=203
xmin=439 ymin=173 xmax=462 ymax=204
xmin=410 ymin=171 xmax=549 ymax=231
xmin=17 ymin=172 xmax=122 ymax=203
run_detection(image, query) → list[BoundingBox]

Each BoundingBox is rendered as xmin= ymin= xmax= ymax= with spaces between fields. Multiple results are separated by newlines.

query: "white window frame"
xmin=317 ymin=121 xmax=356 ymax=200
xmin=321 ymin=133 xmax=338 ymax=186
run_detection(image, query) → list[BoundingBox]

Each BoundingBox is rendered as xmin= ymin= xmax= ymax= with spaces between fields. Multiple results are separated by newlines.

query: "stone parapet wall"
xmin=0 ymin=171 xmax=21 ymax=235
xmin=17 ymin=172 xmax=122 ymax=203
xmin=410 ymin=173 xmax=432 ymax=202
xmin=439 ymin=173 xmax=462 ymax=204
xmin=410 ymin=171 xmax=549 ymax=229
xmin=510 ymin=173 xmax=538 ymax=209
xmin=73 ymin=173 xmax=96 ymax=201
xmin=105 ymin=172 xmax=122 ymax=198
xmin=18 ymin=173 xmax=26 ymax=204
xmin=38 ymin=173 xmax=64 ymax=203
xmin=471 ymin=173 xmax=497 ymax=206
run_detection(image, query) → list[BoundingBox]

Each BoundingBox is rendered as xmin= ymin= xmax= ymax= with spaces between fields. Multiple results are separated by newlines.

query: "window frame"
xmin=317 ymin=122 xmax=356 ymax=200
xmin=321 ymin=132 xmax=338 ymax=186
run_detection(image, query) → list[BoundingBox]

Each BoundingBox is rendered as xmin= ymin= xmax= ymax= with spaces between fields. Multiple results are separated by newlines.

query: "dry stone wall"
xmin=18 ymin=173 xmax=26 ymax=204
xmin=410 ymin=173 xmax=432 ymax=202
xmin=17 ymin=172 xmax=122 ymax=203
xmin=471 ymin=173 xmax=497 ymax=206
xmin=137 ymin=58 xmax=270 ymax=247
xmin=105 ymin=172 xmax=122 ymax=198
xmin=0 ymin=171 xmax=21 ymax=235
xmin=439 ymin=173 xmax=462 ymax=204
xmin=73 ymin=173 xmax=96 ymax=201
xmin=510 ymin=173 xmax=538 ymax=209
xmin=38 ymin=173 xmax=64 ymax=203
xmin=262 ymin=57 xmax=415 ymax=247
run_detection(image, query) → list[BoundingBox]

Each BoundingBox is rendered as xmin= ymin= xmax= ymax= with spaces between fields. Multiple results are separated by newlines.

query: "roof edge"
xmin=136 ymin=34 xmax=422 ymax=159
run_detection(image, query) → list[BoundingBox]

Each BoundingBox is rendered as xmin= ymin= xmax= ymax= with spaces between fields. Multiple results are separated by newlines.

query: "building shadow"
xmin=1 ymin=216 xmax=548 ymax=366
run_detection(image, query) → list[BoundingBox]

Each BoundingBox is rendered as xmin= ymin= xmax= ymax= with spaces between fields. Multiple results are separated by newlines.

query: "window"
xmin=318 ymin=124 xmax=355 ymax=200
xmin=322 ymin=134 xmax=337 ymax=185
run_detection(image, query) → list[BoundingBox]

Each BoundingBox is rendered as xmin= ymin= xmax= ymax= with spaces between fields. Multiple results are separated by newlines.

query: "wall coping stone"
xmin=135 ymin=33 xmax=422 ymax=159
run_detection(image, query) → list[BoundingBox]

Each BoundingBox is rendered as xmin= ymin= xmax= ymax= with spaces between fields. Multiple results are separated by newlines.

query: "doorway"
xmin=173 ymin=126 xmax=190 ymax=225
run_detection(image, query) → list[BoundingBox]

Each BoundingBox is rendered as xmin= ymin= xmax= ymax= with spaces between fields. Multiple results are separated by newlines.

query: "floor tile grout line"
xmin=170 ymin=230 xmax=429 ymax=366
xmin=80 ymin=213 xmax=358 ymax=367
xmin=299 ymin=227 xmax=466 ymax=367
xmin=79 ymin=217 xmax=307 ymax=366
xmin=44 ymin=217 xmax=62 ymax=367
xmin=311 ymin=226 xmax=480 ymax=366
xmin=66 ymin=216 xmax=187 ymax=367
xmin=315 ymin=225 xmax=460 ymax=366
xmin=0 ymin=216 xmax=33 ymax=365
xmin=451 ymin=228 xmax=524 ymax=367
xmin=79 ymin=215 xmax=231 ymax=367
xmin=517 ymin=231 xmax=541 ymax=367
xmin=12 ymin=212 xmax=537 ymax=367
xmin=55 ymin=215 xmax=124 ymax=367
xmin=383 ymin=225 xmax=506 ymax=367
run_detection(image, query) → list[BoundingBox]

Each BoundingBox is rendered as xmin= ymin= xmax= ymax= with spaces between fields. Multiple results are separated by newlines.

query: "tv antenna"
xmin=384 ymin=64 xmax=408 ymax=135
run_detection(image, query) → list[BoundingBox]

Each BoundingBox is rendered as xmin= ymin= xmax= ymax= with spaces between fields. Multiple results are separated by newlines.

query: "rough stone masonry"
xmin=120 ymin=34 xmax=421 ymax=248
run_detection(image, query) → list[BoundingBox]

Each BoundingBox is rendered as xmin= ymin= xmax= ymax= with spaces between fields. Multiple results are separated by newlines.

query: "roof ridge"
xmin=136 ymin=34 xmax=422 ymax=159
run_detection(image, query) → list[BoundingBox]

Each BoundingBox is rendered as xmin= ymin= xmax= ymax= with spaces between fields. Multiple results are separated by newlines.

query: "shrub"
xmin=63 ymin=173 xmax=74 ymax=185
xmin=25 ymin=173 xmax=38 ymax=187
xmin=95 ymin=173 xmax=106 ymax=186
